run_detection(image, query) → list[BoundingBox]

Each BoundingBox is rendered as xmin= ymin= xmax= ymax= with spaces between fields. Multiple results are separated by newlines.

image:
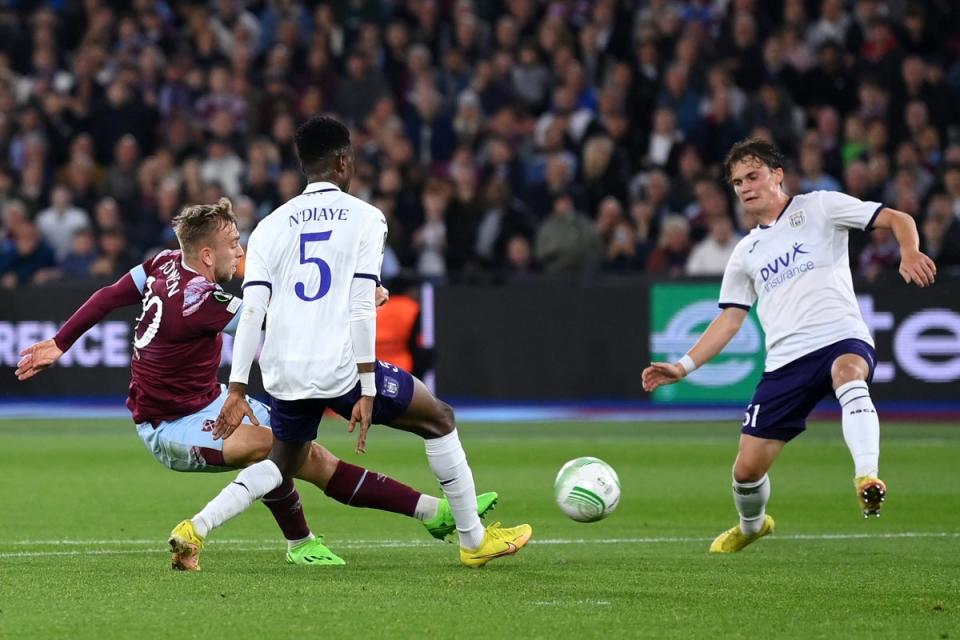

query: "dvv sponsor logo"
xmin=761 ymin=242 xmax=814 ymax=291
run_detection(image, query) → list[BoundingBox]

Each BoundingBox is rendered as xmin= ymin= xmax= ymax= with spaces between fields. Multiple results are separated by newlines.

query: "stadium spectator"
xmin=58 ymin=226 xmax=98 ymax=280
xmin=0 ymin=215 xmax=55 ymax=288
xmin=686 ymin=213 xmax=740 ymax=276
xmin=799 ymin=144 xmax=842 ymax=193
xmin=0 ymin=0 xmax=954 ymax=288
xmin=413 ymin=178 xmax=450 ymax=280
xmin=35 ymin=184 xmax=90 ymax=261
xmin=502 ymin=234 xmax=537 ymax=281
xmin=645 ymin=214 xmax=691 ymax=278
xmin=534 ymin=193 xmax=602 ymax=274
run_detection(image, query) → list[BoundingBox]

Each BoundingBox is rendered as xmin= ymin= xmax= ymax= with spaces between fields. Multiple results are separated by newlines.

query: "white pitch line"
xmin=1 ymin=531 xmax=958 ymax=558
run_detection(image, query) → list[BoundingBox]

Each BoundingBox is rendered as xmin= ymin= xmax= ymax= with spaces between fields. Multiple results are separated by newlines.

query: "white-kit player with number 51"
xmin=642 ymin=138 xmax=937 ymax=553
xmin=172 ymin=115 xmax=531 ymax=568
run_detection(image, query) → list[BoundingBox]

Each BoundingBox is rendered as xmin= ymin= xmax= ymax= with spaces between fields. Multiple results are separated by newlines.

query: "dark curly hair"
xmin=294 ymin=115 xmax=351 ymax=171
xmin=723 ymin=138 xmax=786 ymax=183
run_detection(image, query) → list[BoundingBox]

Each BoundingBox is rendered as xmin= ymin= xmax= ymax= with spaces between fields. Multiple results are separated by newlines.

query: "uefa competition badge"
xmin=650 ymin=283 xmax=765 ymax=403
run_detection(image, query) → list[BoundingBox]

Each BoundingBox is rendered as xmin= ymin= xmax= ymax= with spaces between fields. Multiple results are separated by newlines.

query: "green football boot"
xmin=286 ymin=536 xmax=346 ymax=566
xmin=423 ymin=491 xmax=499 ymax=542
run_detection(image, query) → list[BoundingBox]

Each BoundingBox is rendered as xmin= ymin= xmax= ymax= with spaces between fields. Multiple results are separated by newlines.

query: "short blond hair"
xmin=172 ymin=197 xmax=237 ymax=254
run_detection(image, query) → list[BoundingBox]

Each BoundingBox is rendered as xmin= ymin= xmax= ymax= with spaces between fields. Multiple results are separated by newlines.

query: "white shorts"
xmin=135 ymin=385 xmax=272 ymax=472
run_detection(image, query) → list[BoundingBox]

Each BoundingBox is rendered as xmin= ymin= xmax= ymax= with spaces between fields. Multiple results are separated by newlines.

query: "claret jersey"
xmin=127 ymin=250 xmax=242 ymax=423
xmin=718 ymin=191 xmax=883 ymax=371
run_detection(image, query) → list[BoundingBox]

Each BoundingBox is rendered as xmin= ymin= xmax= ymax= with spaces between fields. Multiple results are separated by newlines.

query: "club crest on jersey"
xmin=789 ymin=210 xmax=806 ymax=228
xmin=383 ymin=377 xmax=400 ymax=398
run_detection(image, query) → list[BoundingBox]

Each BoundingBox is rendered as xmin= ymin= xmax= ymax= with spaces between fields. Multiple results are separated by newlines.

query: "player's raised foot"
xmin=709 ymin=515 xmax=775 ymax=553
xmin=286 ymin=536 xmax=346 ymax=566
xmin=459 ymin=521 xmax=532 ymax=568
xmin=423 ymin=492 xmax=499 ymax=541
xmin=168 ymin=519 xmax=204 ymax=571
xmin=855 ymin=476 xmax=887 ymax=518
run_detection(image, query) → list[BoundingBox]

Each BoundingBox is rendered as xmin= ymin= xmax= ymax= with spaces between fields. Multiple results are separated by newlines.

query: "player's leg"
xmin=172 ymin=428 xmax=329 ymax=568
xmin=279 ymin=433 xmax=495 ymax=540
xmin=710 ymin=433 xmax=783 ymax=553
xmin=378 ymin=370 xmax=532 ymax=565
xmin=220 ymin=424 xmax=314 ymax=548
xmin=134 ymin=400 xmax=283 ymax=569
xmin=731 ymin=433 xmax=784 ymax=532
xmin=711 ymin=364 xmax=821 ymax=554
xmin=831 ymin=348 xmax=885 ymax=517
xmin=166 ymin=393 xmax=306 ymax=569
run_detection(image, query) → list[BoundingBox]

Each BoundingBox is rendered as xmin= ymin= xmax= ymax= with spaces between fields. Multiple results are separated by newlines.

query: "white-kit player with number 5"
xmin=642 ymin=138 xmax=937 ymax=553
xmin=176 ymin=116 xmax=531 ymax=568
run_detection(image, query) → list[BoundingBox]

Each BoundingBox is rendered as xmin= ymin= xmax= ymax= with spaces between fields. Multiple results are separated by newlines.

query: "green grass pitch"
xmin=1 ymin=419 xmax=958 ymax=639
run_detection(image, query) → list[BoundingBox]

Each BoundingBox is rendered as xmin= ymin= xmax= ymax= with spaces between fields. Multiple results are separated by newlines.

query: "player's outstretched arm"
xmin=14 ymin=271 xmax=144 ymax=381
xmin=872 ymin=207 xmax=936 ymax=287
xmin=348 ymin=276 xmax=378 ymax=453
xmin=213 ymin=284 xmax=268 ymax=440
xmin=15 ymin=339 xmax=63 ymax=381
xmin=348 ymin=211 xmax=388 ymax=453
xmin=642 ymin=307 xmax=748 ymax=392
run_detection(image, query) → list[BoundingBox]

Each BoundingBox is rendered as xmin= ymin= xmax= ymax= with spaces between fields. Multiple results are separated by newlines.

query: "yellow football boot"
xmin=459 ymin=522 xmax=532 ymax=568
xmin=855 ymin=476 xmax=887 ymax=518
xmin=709 ymin=515 xmax=775 ymax=553
xmin=168 ymin=519 xmax=205 ymax=571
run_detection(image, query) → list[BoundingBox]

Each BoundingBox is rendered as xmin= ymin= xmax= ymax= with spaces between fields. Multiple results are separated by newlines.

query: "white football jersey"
xmin=243 ymin=181 xmax=387 ymax=399
xmin=719 ymin=191 xmax=882 ymax=371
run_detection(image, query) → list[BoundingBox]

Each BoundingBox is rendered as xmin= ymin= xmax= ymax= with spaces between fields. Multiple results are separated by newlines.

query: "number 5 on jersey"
xmin=296 ymin=231 xmax=333 ymax=301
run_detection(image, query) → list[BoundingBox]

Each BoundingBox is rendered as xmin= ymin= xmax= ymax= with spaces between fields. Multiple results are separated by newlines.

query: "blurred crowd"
xmin=1 ymin=0 xmax=960 ymax=289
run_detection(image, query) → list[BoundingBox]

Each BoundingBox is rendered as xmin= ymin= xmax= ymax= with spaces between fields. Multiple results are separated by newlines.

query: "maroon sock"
xmin=262 ymin=478 xmax=311 ymax=541
xmin=324 ymin=461 xmax=421 ymax=517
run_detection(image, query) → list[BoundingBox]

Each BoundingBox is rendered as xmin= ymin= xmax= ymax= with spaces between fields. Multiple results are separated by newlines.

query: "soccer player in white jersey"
xmin=642 ymin=138 xmax=936 ymax=553
xmin=170 ymin=116 xmax=531 ymax=568
xmin=16 ymin=199 xmax=497 ymax=570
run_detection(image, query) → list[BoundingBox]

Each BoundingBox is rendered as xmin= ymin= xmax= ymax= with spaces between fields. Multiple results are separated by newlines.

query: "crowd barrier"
xmin=2 ymin=277 xmax=958 ymax=404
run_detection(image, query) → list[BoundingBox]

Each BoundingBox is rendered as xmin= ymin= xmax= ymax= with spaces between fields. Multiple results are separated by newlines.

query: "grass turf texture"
xmin=1 ymin=419 xmax=958 ymax=640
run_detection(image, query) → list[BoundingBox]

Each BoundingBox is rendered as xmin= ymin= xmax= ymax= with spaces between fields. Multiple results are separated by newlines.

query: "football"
xmin=554 ymin=457 xmax=621 ymax=522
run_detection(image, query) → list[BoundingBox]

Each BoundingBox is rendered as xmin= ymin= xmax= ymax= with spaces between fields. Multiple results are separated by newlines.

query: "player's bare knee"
xmin=308 ymin=444 xmax=340 ymax=479
xmin=733 ymin=465 xmax=766 ymax=484
xmin=421 ymin=401 xmax=456 ymax=437
xmin=251 ymin=439 xmax=272 ymax=464
xmin=236 ymin=434 xmax=272 ymax=467
xmin=831 ymin=358 xmax=869 ymax=389
xmin=435 ymin=401 xmax=456 ymax=435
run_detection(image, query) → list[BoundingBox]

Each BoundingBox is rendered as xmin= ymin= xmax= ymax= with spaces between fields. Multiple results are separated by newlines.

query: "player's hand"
xmin=15 ymin=339 xmax=63 ymax=381
xmin=899 ymin=249 xmax=936 ymax=288
xmin=375 ymin=286 xmax=390 ymax=307
xmin=642 ymin=362 xmax=686 ymax=392
xmin=348 ymin=395 xmax=374 ymax=454
xmin=213 ymin=391 xmax=259 ymax=440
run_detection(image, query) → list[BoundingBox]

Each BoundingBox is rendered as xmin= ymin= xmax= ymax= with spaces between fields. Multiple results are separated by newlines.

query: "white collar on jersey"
xmin=302 ymin=181 xmax=342 ymax=195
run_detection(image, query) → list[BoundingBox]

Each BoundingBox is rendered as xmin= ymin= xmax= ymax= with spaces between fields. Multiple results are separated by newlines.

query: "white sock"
xmin=733 ymin=474 xmax=770 ymax=536
xmin=414 ymin=495 xmax=441 ymax=521
xmin=192 ymin=460 xmax=283 ymax=538
xmin=287 ymin=533 xmax=315 ymax=550
xmin=836 ymin=380 xmax=880 ymax=478
xmin=423 ymin=429 xmax=484 ymax=549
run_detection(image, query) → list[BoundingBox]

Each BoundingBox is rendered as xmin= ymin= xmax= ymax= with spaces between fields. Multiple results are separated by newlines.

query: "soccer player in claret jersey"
xmin=642 ymin=138 xmax=937 ymax=553
xmin=15 ymin=198 xmax=498 ymax=570
xmin=173 ymin=115 xmax=532 ymax=569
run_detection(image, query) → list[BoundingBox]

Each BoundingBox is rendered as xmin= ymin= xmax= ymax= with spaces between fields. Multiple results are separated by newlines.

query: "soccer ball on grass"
xmin=554 ymin=457 xmax=621 ymax=522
